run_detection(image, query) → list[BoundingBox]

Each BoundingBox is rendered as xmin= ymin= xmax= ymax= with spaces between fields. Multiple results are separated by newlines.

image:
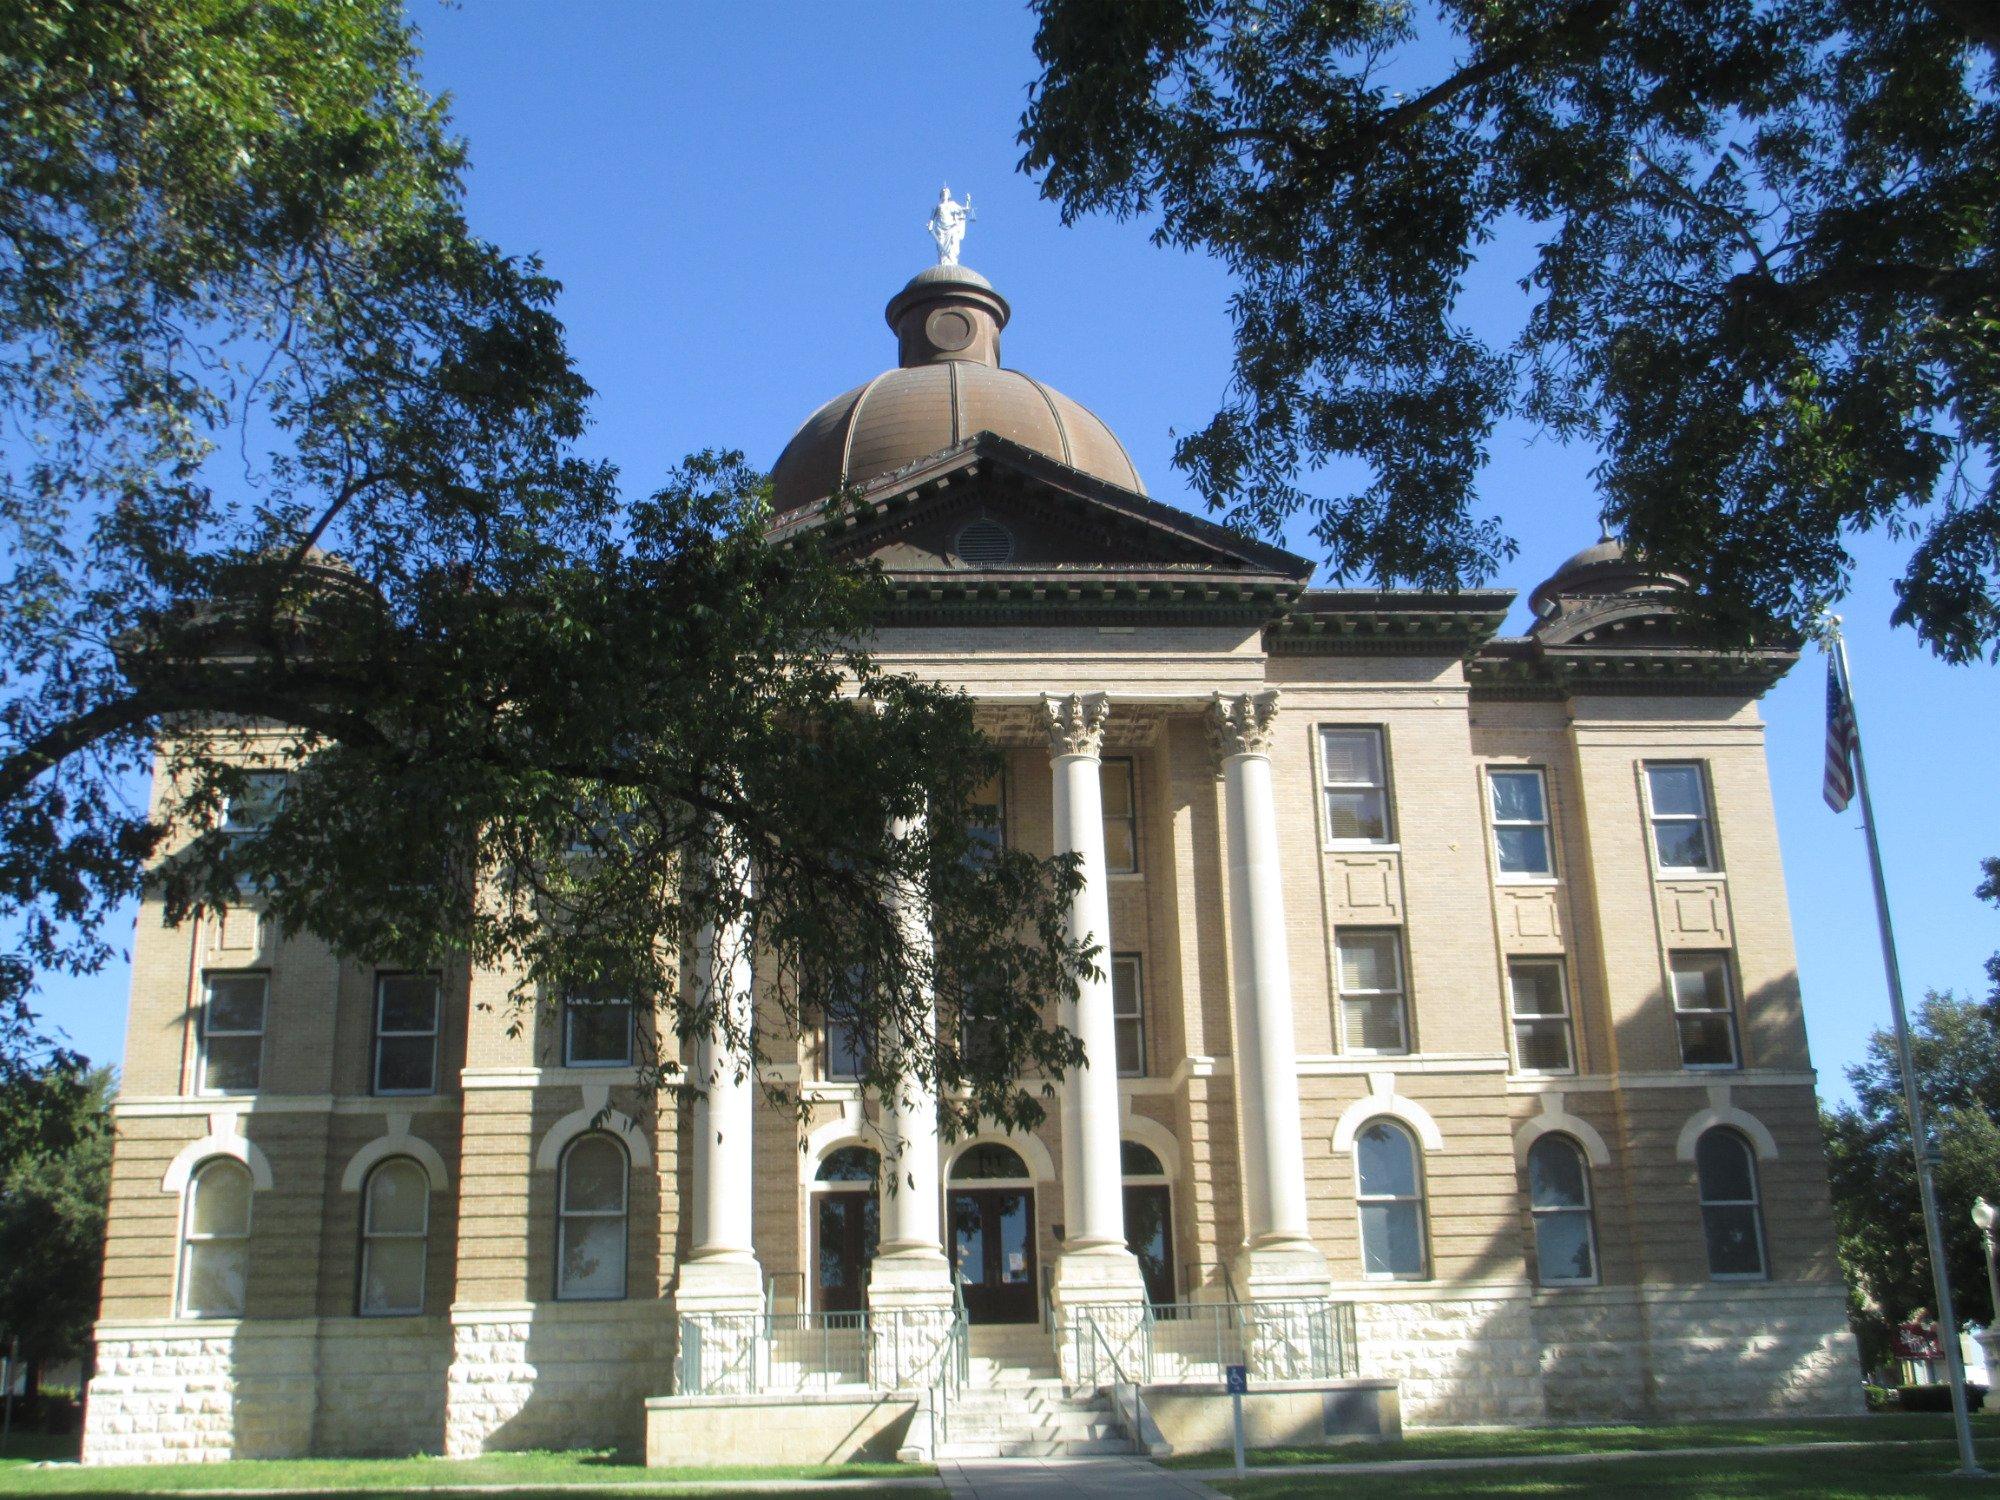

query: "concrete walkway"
xmin=1179 ymin=1435 xmax=1898 ymax=1480
xmin=940 ymin=1457 xmax=1229 ymax=1498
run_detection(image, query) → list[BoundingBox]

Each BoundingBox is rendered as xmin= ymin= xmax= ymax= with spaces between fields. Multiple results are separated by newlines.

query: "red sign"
xmin=1895 ymin=1321 xmax=1944 ymax=1359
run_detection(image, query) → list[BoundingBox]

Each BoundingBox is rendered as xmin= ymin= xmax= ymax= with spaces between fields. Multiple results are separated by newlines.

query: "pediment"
xmin=768 ymin=433 xmax=1310 ymax=588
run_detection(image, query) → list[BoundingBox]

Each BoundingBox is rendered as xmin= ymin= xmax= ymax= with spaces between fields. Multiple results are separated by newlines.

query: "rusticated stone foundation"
xmin=443 ymin=1301 xmax=674 ymax=1456
xmin=84 ymin=1321 xmax=318 ymax=1464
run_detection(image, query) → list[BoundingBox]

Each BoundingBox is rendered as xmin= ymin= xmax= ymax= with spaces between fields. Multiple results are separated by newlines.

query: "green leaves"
xmin=1021 ymin=0 xmax=2000 ymax=658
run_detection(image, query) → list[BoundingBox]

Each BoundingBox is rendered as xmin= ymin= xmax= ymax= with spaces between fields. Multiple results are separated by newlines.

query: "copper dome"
xmin=770 ymin=265 xmax=1144 ymax=512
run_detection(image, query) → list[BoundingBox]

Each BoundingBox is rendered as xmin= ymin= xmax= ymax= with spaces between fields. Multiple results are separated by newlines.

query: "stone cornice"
xmin=1469 ymin=637 xmax=1798 ymax=700
xmin=1264 ymin=590 xmax=1515 ymax=656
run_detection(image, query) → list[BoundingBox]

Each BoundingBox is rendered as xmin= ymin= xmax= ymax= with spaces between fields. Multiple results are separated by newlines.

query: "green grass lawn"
xmin=1166 ymin=1412 xmax=2000 ymax=1468
xmin=0 ymin=1442 xmax=934 ymax=1495
xmin=1214 ymin=1443 xmax=2000 ymax=1498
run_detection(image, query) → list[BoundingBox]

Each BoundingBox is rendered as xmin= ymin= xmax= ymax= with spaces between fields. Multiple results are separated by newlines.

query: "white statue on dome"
xmin=927 ymin=184 xmax=972 ymax=266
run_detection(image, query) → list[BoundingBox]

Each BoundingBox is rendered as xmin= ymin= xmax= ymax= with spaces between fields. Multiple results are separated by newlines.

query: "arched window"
xmin=816 ymin=1145 xmax=880 ymax=1184
xmin=1696 ymin=1128 xmax=1766 ymax=1279
xmin=557 ymin=1133 xmax=628 ymax=1300
xmin=811 ymin=1145 xmax=879 ymax=1315
xmin=950 ymin=1143 xmax=1031 ymax=1181
xmin=359 ymin=1158 xmax=430 ymax=1316
xmin=1527 ymin=1135 xmax=1598 ymax=1286
xmin=1121 ymin=1140 xmax=1174 ymax=1305
xmin=1354 ymin=1121 xmax=1427 ymax=1280
xmin=179 ymin=1158 xmax=253 ymax=1318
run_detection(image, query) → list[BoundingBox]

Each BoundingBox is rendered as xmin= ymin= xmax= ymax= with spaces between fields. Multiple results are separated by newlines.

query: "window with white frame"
xmin=178 ymin=1158 xmax=253 ymax=1318
xmin=1336 ymin=929 xmax=1409 ymax=1054
xmin=1508 ymin=959 xmax=1574 ymax=1074
xmin=1488 ymin=768 xmax=1554 ymax=878
xmin=199 ymin=972 xmax=267 ymax=1094
xmin=1354 ymin=1120 xmax=1428 ymax=1279
xmin=1319 ymin=728 xmax=1392 ymax=844
xmin=358 ymin=1157 xmax=429 ymax=1316
xmin=373 ymin=973 xmax=440 ymax=1095
xmin=824 ymin=963 xmax=872 ymax=1080
xmin=1695 ymin=1128 xmax=1767 ymax=1279
xmin=1111 ymin=954 xmax=1145 ymax=1076
xmin=1527 ymin=1134 xmax=1599 ymax=1286
xmin=1645 ymin=763 xmax=1719 ymax=873
xmin=557 ymin=1133 xmax=629 ymax=1300
xmin=221 ymin=771 xmax=287 ymax=840
xmin=1101 ymin=757 xmax=1139 ymax=874
xmin=563 ymin=982 xmax=633 ymax=1068
xmin=1669 ymin=951 xmax=1739 ymax=1068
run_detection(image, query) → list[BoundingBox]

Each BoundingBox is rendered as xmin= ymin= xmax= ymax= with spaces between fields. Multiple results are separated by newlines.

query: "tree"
xmin=0 ymin=1062 xmax=111 ymax=1383
xmin=0 ymin=0 xmax=1088 ymax=1133
xmin=1822 ymin=992 xmax=2000 ymax=1367
xmin=1020 ymin=0 xmax=2000 ymax=660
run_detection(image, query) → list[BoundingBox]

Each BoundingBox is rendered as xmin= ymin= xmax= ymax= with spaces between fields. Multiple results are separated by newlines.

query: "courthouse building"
xmin=83 ymin=259 xmax=1859 ymax=1464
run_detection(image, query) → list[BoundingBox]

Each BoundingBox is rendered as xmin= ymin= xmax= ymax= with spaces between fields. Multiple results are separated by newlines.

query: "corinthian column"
xmin=1044 ymin=693 xmax=1145 ymax=1322
xmin=677 ymin=851 xmax=764 ymax=1317
xmin=1210 ymin=691 xmax=1331 ymax=1300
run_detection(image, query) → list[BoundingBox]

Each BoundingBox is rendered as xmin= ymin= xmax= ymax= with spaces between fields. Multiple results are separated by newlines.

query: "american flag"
xmin=1824 ymin=654 xmax=1859 ymax=813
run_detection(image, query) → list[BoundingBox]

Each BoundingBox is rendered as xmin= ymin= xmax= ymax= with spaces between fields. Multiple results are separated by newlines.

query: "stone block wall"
xmin=1354 ymin=1292 xmax=1547 ymax=1426
xmin=443 ymin=1302 xmax=675 ymax=1457
xmin=85 ymin=1321 xmax=318 ymax=1464
xmin=314 ymin=1320 xmax=451 ymax=1456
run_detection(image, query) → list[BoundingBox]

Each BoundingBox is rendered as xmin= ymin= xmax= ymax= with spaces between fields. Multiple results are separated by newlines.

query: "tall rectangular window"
xmin=1645 ymin=763 xmax=1719 ymax=873
xmin=1670 ymin=952 xmax=1739 ymax=1068
xmin=1508 ymin=959 xmax=1575 ymax=1074
xmin=968 ymin=766 xmax=1007 ymax=862
xmin=1336 ymin=930 xmax=1409 ymax=1054
xmin=1111 ymin=954 xmax=1145 ymax=1077
xmin=199 ymin=973 xmax=267 ymax=1094
xmin=1488 ymin=768 xmax=1554 ymax=878
xmin=1101 ymin=758 xmax=1139 ymax=874
xmin=1319 ymin=728 xmax=1392 ymax=844
xmin=374 ymin=973 xmax=440 ymax=1095
xmin=221 ymin=771 xmax=287 ymax=840
xmin=826 ymin=1005 xmax=871 ymax=1080
xmin=563 ymin=983 xmax=633 ymax=1068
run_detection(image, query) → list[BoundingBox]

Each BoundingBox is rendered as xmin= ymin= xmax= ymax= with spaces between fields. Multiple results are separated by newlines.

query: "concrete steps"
xmin=964 ymin=1324 xmax=1060 ymax=1387
xmin=937 ymin=1377 xmax=1136 ymax=1459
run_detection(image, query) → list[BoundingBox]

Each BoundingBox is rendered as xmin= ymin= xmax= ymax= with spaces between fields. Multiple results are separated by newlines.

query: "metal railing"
xmin=675 ymin=1310 xmax=870 ymax=1396
xmin=932 ymin=1273 xmax=970 ymax=1449
xmin=1063 ymin=1299 xmax=1360 ymax=1388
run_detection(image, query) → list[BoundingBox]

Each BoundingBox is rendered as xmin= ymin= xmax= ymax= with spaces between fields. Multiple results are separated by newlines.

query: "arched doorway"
xmin=947 ymin=1143 xmax=1038 ymax=1324
xmin=1121 ymin=1140 xmax=1176 ymax=1306
xmin=810 ymin=1145 xmax=879 ymax=1314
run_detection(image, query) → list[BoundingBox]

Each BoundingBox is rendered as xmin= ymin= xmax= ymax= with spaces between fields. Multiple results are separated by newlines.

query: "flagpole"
xmin=1829 ymin=622 xmax=1981 ymax=1473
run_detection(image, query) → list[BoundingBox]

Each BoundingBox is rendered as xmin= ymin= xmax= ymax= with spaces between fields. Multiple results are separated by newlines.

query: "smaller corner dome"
xmin=1528 ymin=534 xmax=1668 ymax=618
xmin=769 ymin=264 xmax=1144 ymax=512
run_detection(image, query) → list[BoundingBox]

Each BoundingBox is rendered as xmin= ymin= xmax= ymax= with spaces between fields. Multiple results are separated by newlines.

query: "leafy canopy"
xmin=0 ymin=1061 xmax=111 ymax=1366
xmin=0 ymin=0 xmax=1088 ymax=1132
xmin=1021 ymin=0 xmax=2000 ymax=659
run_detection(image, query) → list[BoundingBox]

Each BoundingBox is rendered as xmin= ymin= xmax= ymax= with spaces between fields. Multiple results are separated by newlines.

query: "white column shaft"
xmin=691 ymin=880 xmax=756 ymax=1259
xmin=1052 ymin=750 xmax=1126 ymax=1252
xmin=879 ymin=810 xmax=942 ymax=1255
xmin=1221 ymin=748 xmax=1312 ymax=1245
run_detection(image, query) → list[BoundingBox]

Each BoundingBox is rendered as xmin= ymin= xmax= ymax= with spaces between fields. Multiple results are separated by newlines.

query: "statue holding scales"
xmin=927 ymin=185 xmax=973 ymax=266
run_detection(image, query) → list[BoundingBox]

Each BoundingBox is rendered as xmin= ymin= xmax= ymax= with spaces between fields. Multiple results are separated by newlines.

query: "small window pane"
xmin=207 ymin=975 xmax=268 ymax=1033
xmin=376 ymin=1037 xmax=435 ymax=1094
xmin=1670 ymin=955 xmax=1728 ymax=1011
xmin=969 ymin=769 xmax=1006 ymax=859
xmin=1324 ymin=790 xmax=1388 ymax=843
xmin=1120 ymin=1141 xmax=1165 ymax=1176
xmin=360 ymin=1238 xmax=426 ymax=1316
xmin=1677 ymin=1015 xmax=1737 ymax=1067
xmin=558 ymin=1217 xmax=626 ymax=1300
xmin=201 ymin=1036 xmax=263 ymax=1094
xmin=826 ymin=1010 xmax=870 ymax=1078
xmin=1342 ymin=996 xmax=1407 ymax=1052
xmin=1509 ymin=962 xmax=1567 ymax=1017
xmin=1696 ymin=1131 xmax=1756 ymax=1203
xmin=1338 ymin=933 xmax=1398 ymax=993
xmin=951 ymin=1143 xmax=1029 ymax=1181
xmin=1356 ymin=1123 xmax=1418 ymax=1199
xmin=566 ymin=987 xmax=633 ymax=1067
xmin=1101 ymin=759 xmax=1138 ymax=874
xmin=1112 ymin=956 xmax=1145 ymax=1077
xmin=1534 ymin=1210 xmax=1598 ymax=1285
xmin=222 ymin=772 xmax=287 ymax=833
xmin=183 ymin=1243 xmax=249 ymax=1318
xmin=1489 ymin=771 xmax=1546 ymax=823
xmin=1320 ymin=730 xmax=1382 ymax=785
xmin=1646 ymin=765 xmax=1706 ymax=817
xmin=816 ymin=1146 xmax=879 ymax=1183
xmin=377 ymin=976 xmax=439 ymax=1034
xmin=1100 ymin=759 xmax=1134 ymax=817
xmin=561 ymin=1137 xmax=628 ymax=1213
xmin=1514 ymin=1022 xmax=1572 ymax=1073
xmin=1359 ymin=1201 xmax=1424 ymax=1278
xmin=1321 ymin=729 xmax=1391 ymax=844
xmin=365 ymin=1160 xmax=429 ymax=1235
xmin=1702 ymin=1205 xmax=1764 ymax=1276
xmin=1494 ymin=826 xmax=1552 ymax=877
xmin=1528 ymin=1137 xmax=1588 ymax=1209
xmin=190 ymin=1161 xmax=253 ymax=1236
xmin=1652 ymin=821 xmax=1712 ymax=870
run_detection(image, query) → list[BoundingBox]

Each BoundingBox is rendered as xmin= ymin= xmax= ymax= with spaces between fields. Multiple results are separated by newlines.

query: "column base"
xmin=674 ymin=1252 xmax=765 ymax=1318
xmin=1232 ymin=1236 xmax=1334 ymax=1304
xmin=868 ymin=1249 xmax=956 ymax=1391
xmin=1050 ymin=1245 xmax=1147 ymax=1385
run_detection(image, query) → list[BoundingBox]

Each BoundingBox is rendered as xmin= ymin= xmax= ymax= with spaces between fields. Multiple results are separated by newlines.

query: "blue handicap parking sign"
xmin=1225 ymin=1363 xmax=1249 ymax=1395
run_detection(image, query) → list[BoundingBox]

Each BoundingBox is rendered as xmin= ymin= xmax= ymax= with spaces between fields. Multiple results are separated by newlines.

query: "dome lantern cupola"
xmin=884 ymin=264 xmax=1010 ymax=369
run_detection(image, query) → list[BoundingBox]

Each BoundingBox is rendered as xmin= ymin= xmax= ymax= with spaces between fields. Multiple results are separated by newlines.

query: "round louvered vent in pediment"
xmin=954 ymin=517 xmax=1016 ymax=566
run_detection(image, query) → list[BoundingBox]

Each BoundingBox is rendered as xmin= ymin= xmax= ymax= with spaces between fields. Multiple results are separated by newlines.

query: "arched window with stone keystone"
xmin=359 ymin=1157 xmax=430 ymax=1316
xmin=179 ymin=1158 xmax=253 ymax=1318
xmin=557 ymin=1133 xmax=629 ymax=1300
xmin=1526 ymin=1134 xmax=1599 ymax=1287
xmin=1354 ymin=1120 xmax=1428 ymax=1280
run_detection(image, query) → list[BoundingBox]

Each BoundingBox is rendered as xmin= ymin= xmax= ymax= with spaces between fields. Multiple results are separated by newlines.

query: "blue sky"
xmin=36 ymin=1 xmax=1998 ymax=1107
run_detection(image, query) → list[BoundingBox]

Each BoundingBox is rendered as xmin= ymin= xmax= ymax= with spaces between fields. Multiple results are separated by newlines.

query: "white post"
xmin=1211 ymin=692 xmax=1331 ymax=1301
xmin=677 ymin=849 xmax=764 ymax=1317
xmin=1044 ymin=693 xmax=1145 ymax=1324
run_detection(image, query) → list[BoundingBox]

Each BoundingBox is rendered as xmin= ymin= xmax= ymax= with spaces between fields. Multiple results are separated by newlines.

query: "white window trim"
xmin=1669 ymin=951 xmax=1740 ymax=1071
xmin=373 ymin=973 xmax=441 ymax=1097
xmin=1643 ymin=761 xmax=1721 ymax=875
xmin=1488 ymin=766 xmax=1557 ymax=882
xmin=1318 ymin=725 xmax=1395 ymax=849
xmin=535 ymin=1082 xmax=653 ymax=1171
xmin=1507 ymin=957 xmax=1576 ymax=1076
xmin=1101 ymin=756 xmax=1140 ymax=875
xmin=1353 ymin=1120 xmax=1429 ymax=1282
xmin=198 ymin=972 xmax=268 ymax=1097
xmin=563 ymin=989 xmax=635 ymax=1069
xmin=555 ymin=1133 xmax=630 ymax=1302
xmin=1334 ymin=928 xmax=1411 ymax=1057
xmin=358 ymin=1157 xmax=430 ymax=1317
xmin=1526 ymin=1134 xmax=1601 ymax=1288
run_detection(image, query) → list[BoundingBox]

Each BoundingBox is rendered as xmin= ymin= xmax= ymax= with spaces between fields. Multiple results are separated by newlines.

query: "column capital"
xmin=1042 ymin=691 xmax=1110 ymax=759
xmin=1209 ymin=689 xmax=1281 ymax=761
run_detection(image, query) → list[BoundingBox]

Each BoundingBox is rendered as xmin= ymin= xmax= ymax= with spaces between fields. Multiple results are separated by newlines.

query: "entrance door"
xmin=814 ymin=1191 xmax=877 ymax=1314
xmin=949 ymin=1187 xmax=1037 ymax=1324
xmin=1123 ymin=1183 xmax=1175 ymax=1306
